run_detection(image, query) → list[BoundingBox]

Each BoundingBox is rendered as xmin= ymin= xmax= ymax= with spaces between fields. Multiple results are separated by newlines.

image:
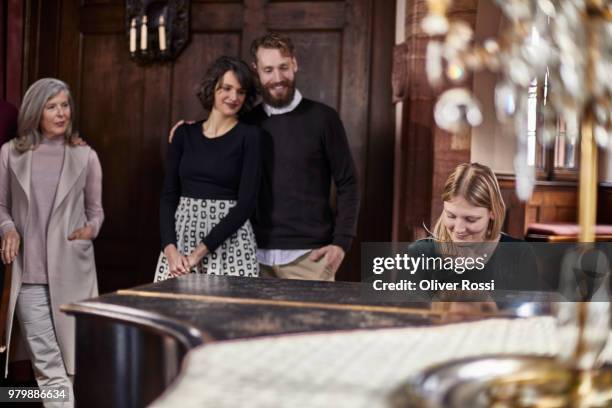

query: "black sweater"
xmin=244 ymin=98 xmax=359 ymax=252
xmin=408 ymin=234 xmax=540 ymax=290
xmin=159 ymin=121 xmax=261 ymax=252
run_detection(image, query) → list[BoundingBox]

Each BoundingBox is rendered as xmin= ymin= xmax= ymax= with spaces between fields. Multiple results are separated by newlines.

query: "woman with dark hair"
xmin=154 ymin=56 xmax=261 ymax=281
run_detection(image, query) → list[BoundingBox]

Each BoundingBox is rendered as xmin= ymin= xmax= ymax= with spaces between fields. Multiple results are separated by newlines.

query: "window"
xmin=526 ymin=75 xmax=579 ymax=181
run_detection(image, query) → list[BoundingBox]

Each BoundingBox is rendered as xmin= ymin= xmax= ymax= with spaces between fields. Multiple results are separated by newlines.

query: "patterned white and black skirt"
xmin=154 ymin=197 xmax=259 ymax=282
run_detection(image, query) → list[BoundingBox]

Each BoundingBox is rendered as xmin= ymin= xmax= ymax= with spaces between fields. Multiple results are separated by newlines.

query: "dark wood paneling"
xmin=526 ymin=188 xmax=577 ymax=226
xmin=6 ymin=0 xmax=24 ymax=106
xmin=266 ymin=2 xmax=346 ymax=30
xmin=0 ymin=2 xmax=5 ymax=98
xmin=57 ymin=0 xmax=82 ymax=112
xmin=240 ymin=0 xmax=265 ymax=58
xmin=289 ymin=32 xmax=342 ymax=110
xmin=498 ymin=177 xmax=525 ymax=238
xmin=26 ymin=0 xmax=393 ymax=288
xmin=397 ymin=99 xmax=434 ymax=240
xmin=361 ymin=0 xmax=395 ymax=246
xmin=139 ymin=64 xmax=173 ymax=285
xmin=79 ymin=34 xmax=146 ymax=289
xmin=499 ymin=177 xmax=586 ymax=238
xmin=335 ymin=0 xmax=372 ymax=280
xmin=80 ymin=4 xmax=123 ymax=34
xmin=82 ymin=0 xmax=118 ymax=4
xmin=192 ymin=4 xmax=243 ymax=31
xmin=598 ymin=183 xmax=612 ymax=225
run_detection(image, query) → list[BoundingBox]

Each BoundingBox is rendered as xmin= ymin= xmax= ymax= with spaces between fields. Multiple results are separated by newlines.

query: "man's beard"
xmin=260 ymin=79 xmax=296 ymax=108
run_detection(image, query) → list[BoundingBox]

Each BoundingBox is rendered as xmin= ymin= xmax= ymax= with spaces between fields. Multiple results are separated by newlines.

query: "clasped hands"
xmin=1 ymin=225 xmax=94 ymax=265
xmin=164 ymin=243 xmax=208 ymax=277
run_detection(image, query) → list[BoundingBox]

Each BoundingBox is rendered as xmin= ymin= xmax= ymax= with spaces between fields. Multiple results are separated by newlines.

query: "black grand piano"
xmin=62 ymin=274 xmax=548 ymax=407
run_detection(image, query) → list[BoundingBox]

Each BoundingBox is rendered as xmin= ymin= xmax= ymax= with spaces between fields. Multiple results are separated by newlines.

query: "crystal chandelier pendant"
xmin=494 ymin=81 xmax=517 ymax=122
xmin=421 ymin=14 xmax=449 ymax=35
xmin=594 ymin=124 xmax=609 ymax=148
xmin=514 ymin=153 xmax=536 ymax=201
xmin=434 ymin=88 xmax=483 ymax=133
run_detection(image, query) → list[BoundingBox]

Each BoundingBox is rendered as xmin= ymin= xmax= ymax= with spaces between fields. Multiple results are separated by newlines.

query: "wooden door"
xmin=25 ymin=0 xmax=395 ymax=290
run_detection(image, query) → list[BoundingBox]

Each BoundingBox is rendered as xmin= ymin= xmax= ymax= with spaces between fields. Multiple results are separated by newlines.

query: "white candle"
xmin=158 ymin=15 xmax=167 ymax=51
xmin=140 ymin=16 xmax=148 ymax=51
xmin=129 ymin=18 xmax=137 ymax=53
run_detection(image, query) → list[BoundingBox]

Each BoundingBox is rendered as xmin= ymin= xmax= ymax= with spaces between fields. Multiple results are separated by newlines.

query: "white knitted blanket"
xmin=151 ymin=317 xmax=612 ymax=408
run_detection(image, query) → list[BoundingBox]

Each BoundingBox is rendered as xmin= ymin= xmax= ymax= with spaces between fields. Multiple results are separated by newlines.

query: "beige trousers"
xmin=260 ymin=251 xmax=335 ymax=281
xmin=16 ymin=284 xmax=74 ymax=408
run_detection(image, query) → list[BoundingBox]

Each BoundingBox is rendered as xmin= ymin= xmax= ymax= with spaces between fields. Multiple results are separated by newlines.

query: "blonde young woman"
xmin=0 ymin=78 xmax=104 ymax=407
xmin=411 ymin=162 xmax=538 ymax=291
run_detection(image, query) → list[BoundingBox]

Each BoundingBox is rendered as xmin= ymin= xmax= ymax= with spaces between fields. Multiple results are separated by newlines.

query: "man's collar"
xmin=263 ymin=89 xmax=303 ymax=116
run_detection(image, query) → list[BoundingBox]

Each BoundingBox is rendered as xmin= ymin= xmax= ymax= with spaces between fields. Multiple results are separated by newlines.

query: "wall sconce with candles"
xmin=126 ymin=0 xmax=190 ymax=64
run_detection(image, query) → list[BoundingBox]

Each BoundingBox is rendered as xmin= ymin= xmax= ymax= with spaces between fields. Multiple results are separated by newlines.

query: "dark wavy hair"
xmin=196 ymin=56 xmax=256 ymax=116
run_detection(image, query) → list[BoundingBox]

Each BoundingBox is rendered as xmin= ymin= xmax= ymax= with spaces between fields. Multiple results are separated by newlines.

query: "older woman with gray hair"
xmin=0 ymin=78 xmax=104 ymax=407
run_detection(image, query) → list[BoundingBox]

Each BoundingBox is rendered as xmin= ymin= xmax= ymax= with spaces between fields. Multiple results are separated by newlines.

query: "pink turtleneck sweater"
xmin=0 ymin=136 xmax=104 ymax=283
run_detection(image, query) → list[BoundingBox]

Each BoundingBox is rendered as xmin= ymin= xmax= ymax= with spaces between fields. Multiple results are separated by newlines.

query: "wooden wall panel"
xmin=266 ymin=2 xmax=346 ymax=30
xmin=289 ymin=32 xmax=341 ymax=110
xmin=498 ymin=177 xmax=525 ymax=237
xmin=79 ymin=34 xmax=148 ymax=289
xmin=340 ymin=0 xmax=370 ymax=165
xmin=399 ymin=99 xmax=433 ymax=235
xmin=526 ymin=189 xmax=578 ymax=226
xmin=598 ymin=184 xmax=612 ymax=225
xmin=79 ymin=35 xmax=143 ymax=232
xmin=139 ymin=64 xmax=173 ymax=284
xmin=25 ymin=0 xmax=394 ymax=287
xmin=194 ymin=0 xmax=242 ymax=3
xmin=336 ymin=0 xmax=372 ymax=280
xmin=192 ymin=3 xmax=243 ymax=31
xmin=82 ymin=0 xmax=117 ymax=4
xmin=0 ymin=2 xmax=4 ymax=98
xmin=499 ymin=178 xmax=583 ymax=238
xmin=6 ymin=0 xmax=24 ymax=106
xmin=361 ymin=0 xmax=395 ymax=248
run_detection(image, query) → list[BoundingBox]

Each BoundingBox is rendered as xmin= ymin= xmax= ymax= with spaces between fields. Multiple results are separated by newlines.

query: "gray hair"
xmin=16 ymin=78 xmax=75 ymax=153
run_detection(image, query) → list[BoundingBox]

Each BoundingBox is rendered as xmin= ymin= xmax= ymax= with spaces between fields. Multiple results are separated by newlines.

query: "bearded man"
xmin=245 ymin=33 xmax=360 ymax=281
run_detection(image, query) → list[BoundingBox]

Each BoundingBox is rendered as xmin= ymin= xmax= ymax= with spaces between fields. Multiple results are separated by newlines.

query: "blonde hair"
xmin=15 ymin=78 xmax=75 ymax=153
xmin=432 ymin=162 xmax=506 ymax=243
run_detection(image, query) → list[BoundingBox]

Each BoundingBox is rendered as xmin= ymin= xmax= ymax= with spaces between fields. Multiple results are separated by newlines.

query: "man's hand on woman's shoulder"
xmin=69 ymin=132 xmax=88 ymax=147
xmin=169 ymin=120 xmax=196 ymax=143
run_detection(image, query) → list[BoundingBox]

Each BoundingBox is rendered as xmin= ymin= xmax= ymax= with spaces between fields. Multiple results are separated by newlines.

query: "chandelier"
xmin=421 ymin=1 xmax=612 ymax=405
xmin=422 ymin=0 xmax=611 ymax=201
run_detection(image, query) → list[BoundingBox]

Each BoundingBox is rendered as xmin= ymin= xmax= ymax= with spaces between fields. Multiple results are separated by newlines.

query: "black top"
xmin=243 ymin=98 xmax=360 ymax=252
xmin=408 ymin=234 xmax=541 ymax=291
xmin=159 ymin=121 xmax=262 ymax=252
